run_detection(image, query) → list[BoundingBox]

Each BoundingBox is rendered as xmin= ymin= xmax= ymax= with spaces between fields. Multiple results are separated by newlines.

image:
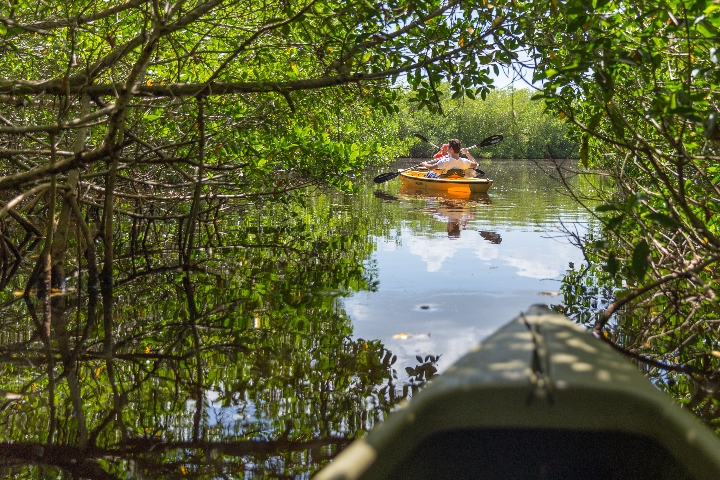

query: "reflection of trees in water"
xmin=0 ymin=198 xmax=429 ymax=478
xmin=399 ymin=188 xmax=492 ymax=239
xmin=373 ymin=190 xmax=399 ymax=202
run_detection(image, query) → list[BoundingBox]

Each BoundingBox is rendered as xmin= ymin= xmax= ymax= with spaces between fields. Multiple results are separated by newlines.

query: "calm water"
xmin=348 ymin=158 xmax=595 ymax=373
xmin=0 ymin=158 xmax=598 ymax=479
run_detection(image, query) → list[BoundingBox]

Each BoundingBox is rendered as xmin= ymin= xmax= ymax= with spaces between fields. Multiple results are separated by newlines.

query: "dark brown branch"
xmin=0 ymin=33 xmax=500 ymax=100
xmin=592 ymin=257 xmax=716 ymax=334
xmin=0 ymin=0 xmax=149 ymax=35
xmin=0 ymin=443 xmax=121 ymax=480
xmin=596 ymin=333 xmax=712 ymax=377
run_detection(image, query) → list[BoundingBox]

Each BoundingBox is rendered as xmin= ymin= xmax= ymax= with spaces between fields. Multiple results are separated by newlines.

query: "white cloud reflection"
xmin=400 ymin=225 xmax=573 ymax=279
xmin=404 ymin=227 xmax=499 ymax=272
xmin=500 ymin=255 xmax=561 ymax=279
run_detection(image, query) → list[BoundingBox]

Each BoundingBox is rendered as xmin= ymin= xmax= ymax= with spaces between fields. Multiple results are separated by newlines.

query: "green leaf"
xmin=631 ymin=240 xmax=650 ymax=280
xmin=604 ymin=252 xmax=618 ymax=275
xmin=587 ymin=112 xmax=603 ymax=131
xmin=605 ymin=214 xmax=625 ymax=231
xmin=595 ymin=204 xmax=619 ymax=212
xmin=645 ymin=212 xmax=680 ymax=228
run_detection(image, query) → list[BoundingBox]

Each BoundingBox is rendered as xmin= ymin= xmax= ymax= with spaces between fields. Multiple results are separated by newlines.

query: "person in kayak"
xmin=433 ymin=143 xmax=449 ymax=158
xmin=421 ymin=138 xmax=478 ymax=178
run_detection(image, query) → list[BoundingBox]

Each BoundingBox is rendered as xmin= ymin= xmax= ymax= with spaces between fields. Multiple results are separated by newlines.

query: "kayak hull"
xmin=398 ymin=169 xmax=493 ymax=194
xmin=315 ymin=306 xmax=720 ymax=480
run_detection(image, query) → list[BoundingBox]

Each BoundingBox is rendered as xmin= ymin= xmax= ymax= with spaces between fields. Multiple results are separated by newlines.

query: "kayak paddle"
xmin=467 ymin=134 xmax=503 ymax=149
xmin=373 ymin=161 xmax=426 ymax=183
xmin=413 ymin=133 xmax=440 ymax=150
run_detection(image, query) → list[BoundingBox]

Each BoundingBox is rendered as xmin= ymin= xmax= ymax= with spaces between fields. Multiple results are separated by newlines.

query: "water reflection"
xmin=347 ymin=159 xmax=596 ymax=388
xmin=479 ymin=230 xmax=503 ymax=244
xmin=399 ymin=186 xmax=492 ymax=239
xmin=373 ymin=190 xmax=399 ymax=202
xmin=0 ymin=159 xmax=596 ymax=479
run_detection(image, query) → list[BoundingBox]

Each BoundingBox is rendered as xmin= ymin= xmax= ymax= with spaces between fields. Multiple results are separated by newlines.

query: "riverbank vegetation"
xmin=0 ymin=1 xmax=523 ymax=476
xmin=527 ymin=0 xmax=720 ymax=431
xmin=399 ymin=87 xmax=580 ymax=159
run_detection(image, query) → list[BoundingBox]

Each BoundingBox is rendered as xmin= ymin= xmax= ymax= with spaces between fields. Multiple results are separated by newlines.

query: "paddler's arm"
xmin=461 ymin=148 xmax=478 ymax=168
xmin=421 ymin=159 xmax=439 ymax=169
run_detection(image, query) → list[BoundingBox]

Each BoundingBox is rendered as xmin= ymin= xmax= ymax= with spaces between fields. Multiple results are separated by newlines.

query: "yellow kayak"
xmin=398 ymin=169 xmax=493 ymax=194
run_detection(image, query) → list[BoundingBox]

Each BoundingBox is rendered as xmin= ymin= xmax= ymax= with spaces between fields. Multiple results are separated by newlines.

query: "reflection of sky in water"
xmin=345 ymin=161 xmax=594 ymax=376
xmin=346 ymin=225 xmax=585 ymax=375
xmin=203 ymin=390 xmax=276 ymax=433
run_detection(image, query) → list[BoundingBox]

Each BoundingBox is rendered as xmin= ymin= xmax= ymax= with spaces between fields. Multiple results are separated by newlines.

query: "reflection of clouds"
xmin=406 ymin=236 xmax=457 ymax=272
xmin=384 ymin=326 xmax=494 ymax=375
xmin=473 ymin=241 xmax=500 ymax=261
xmin=405 ymin=227 xmax=502 ymax=271
xmin=395 ymin=225 xmax=574 ymax=279
xmin=502 ymin=256 xmax=560 ymax=279
xmin=344 ymin=298 xmax=372 ymax=322
xmin=380 ymin=238 xmax=398 ymax=251
xmin=499 ymin=241 xmax=575 ymax=279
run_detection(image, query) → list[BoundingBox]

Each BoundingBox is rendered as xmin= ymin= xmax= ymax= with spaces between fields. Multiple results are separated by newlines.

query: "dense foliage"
xmin=2 ymin=0 xmax=720 ymax=476
xmin=399 ymin=87 xmax=579 ymax=159
xmin=0 ymin=184 xmax=446 ymax=478
xmin=0 ymin=1 xmax=520 ymax=477
xmin=525 ymin=0 xmax=720 ymax=431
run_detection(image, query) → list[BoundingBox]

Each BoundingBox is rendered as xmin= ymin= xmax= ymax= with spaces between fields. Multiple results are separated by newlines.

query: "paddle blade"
xmin=478 ymin=134 xmax=503 ymax=147
xmin=413 ymin=133 xmax=430 ymax=143
xmin=373 ymin=171 xmax=400 ymax=183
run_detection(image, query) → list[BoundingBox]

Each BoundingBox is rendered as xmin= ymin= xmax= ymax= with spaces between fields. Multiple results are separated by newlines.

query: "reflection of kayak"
xmin=315 ymin=306 xmax=720 ymax=480
xmin=399 ymin=185 xmax=492 ymax=203
xmin=399 ymin=169 xmax=493 ymax=194
xmin=399 ymin=186 xmax=489 ymax=239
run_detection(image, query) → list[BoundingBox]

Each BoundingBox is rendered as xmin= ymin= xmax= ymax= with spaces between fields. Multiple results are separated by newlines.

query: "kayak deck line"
xmin=314 ymin=305 xmax=720 ymax=480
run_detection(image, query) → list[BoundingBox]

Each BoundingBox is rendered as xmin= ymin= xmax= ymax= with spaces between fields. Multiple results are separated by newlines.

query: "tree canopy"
xmin=526 ymin=0 xmax=720 ymax=428
xmin=0 ymin=0 xmax=520 ymax=191
xmin=0 ymin=1 xmax=521 ymax=476
xmin=0 ymin=0 xmax=526 ymax=294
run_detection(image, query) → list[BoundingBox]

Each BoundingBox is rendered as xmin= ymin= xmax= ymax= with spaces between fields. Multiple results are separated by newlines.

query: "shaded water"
xmin=0 ymin=159 xmax=596 ymax=479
